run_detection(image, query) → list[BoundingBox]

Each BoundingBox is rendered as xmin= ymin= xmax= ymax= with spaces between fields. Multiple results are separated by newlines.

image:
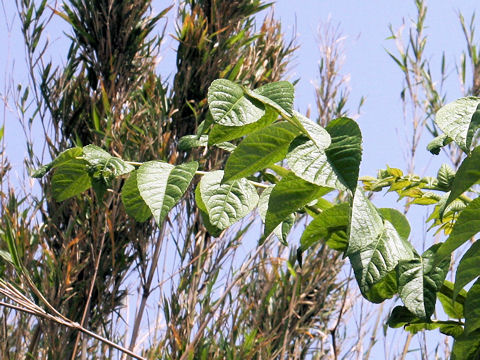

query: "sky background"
xmin=1 ymin=0 xmax=479 ymax=358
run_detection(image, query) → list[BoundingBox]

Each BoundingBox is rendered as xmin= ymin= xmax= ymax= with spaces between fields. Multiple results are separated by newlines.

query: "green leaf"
xmin=32 ymin=147 xmax=83 ymax=178
xmin=51 ymin=158 xmax=91 ymax=201
xmin=347 ymin=189 xmax=415 ymax=302
xmin=435 ymin=97 xmax=480 ymax=153
xmin=83 ymin=144 xmax=134 ymax=178
xmin=378 ymin=208 xmax=411 ymax=241
xmin=445 ymin=146 xmax=480 ymax=208
xmin=436 ymin=163 xmax=456 ymax=191
xmin=437 ymin=197 xmax=480 ymax=260
xmin=264 ymin=172 xmax=330 ymax=238
xmin=223 ymin=121 xmax=300 ymax=182
xmin=137 ymin=161 xmax=198 ymax=226
xmin=258 ymin=186 xmax=294 ymax=245
xmin=454 ymin=240 xmax=480 ymax=300
xmin=300 ymin=202 xmax=350 ymax=252
xmin=121 ymin=171 xmax=152 ymax=222
xmin=244 ymin=81 xmax=294 ymax=118
xmin=464 ymin=278 xmax=480 ymax=335
xmin=452 ymin=329 xmax=480 ymax=360
xmin=199 ymin=170 xmax=259 ymax=230
xmin=178 ymin=135 xmax=208 ymax=150
xmin=195 ymin=185 xmax=223 ymax=237
xmin=208 ymin=79 xmax=265 ymax=127
xmin=292 ymin=112 xmax=331 ymax=149
xmin=397 ymin=244 xmax=449 ymax=319
xmin=208 ymin=106 xmax=278 ymax=144
xmin=325 ymin=118 xmax=362 ymax=192
xmin=438 ymin=280 xmax=466 ymax=319
xmin=388 ymin=306 xmax=463 ymax=337
xmin=427 ymin=133 xmax=452 ymax=155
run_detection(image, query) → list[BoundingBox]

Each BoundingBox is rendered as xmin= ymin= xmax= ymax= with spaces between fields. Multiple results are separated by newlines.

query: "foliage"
xmin=30 ymin=78 xmax=480 ymax=358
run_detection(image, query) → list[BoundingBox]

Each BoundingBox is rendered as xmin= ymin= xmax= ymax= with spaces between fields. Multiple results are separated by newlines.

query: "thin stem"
xmin=0 ymin=301 xmax=146 ymax=360
xmin=71 ymin=230 xmax=107 ymax=360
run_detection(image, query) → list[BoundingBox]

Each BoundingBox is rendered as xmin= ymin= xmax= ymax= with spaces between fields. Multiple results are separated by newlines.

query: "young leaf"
xmin=347 ymin=189 xmax=415 ymax=302
xmin=397 ymin=244 xmax=449 ymax=319
xmin=51 ymin=158 xmax=91 ymax=201
xmin=178 ymin=135 xmax=209 ymax=150
xmin=427 ymin=133 xmax=452 ymax=155
xmin=207 ymin=79 xmax=265 ymax=127
xmin=445 ymin=146 xmax=480 ymax=208
xmin=258 ymin=186 xmax=294 ymax=245
xmin=223 ymin=121 xmax=300 ymax=182
xmin=454 ymin=240 xmax=480 ymax=300
xmin=435 ymin=97 xmax=480 ymax=153
xmin=436 ymin=197 xmax=480 ymax=260
xmin=121 ymin=171 xmax=152 ymax=222
xmin=300 ymin=202 xmax=350 ymax=252
xmin=208 ymin=106 xmax=278 ymax=144
xmin=199 ymin=170 xmax=259 ymax=230
xmin=264 ymin=172 xmax=330 ymax=238
xmin=137 ymin=161 xmax=198 ymax=226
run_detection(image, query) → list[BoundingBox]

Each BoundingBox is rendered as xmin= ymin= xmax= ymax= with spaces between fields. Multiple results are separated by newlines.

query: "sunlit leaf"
xmin=137 ymin=161 xmax=198 ymax=225
xmin=397 ymin=244 xmax=449 ymax=318
xmin=435 ymin=97 xmax=480 ymax=153
xmin=199 ymin=170 xmax=258 ymax=230
xmin=121 ymin=171 xmax=151 ymax=222
xmin=208 ymin=79 xmax=265 ymax=127
xmin=347 ymin=189 xmax=415 ymax=302
xmin=223 ymin=121 xmax=300 ymax=181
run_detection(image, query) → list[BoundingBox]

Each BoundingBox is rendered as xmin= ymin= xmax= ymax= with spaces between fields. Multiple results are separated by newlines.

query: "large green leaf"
xmin=436 ymin=197 xmax=480 ymax=260
xmin=207 ymin=79 xmax=265 ymax=127
xmin=264 ymin=172 xmax=330 ymax=238
xmin=137 ymin=161 xmax=198 ymax=225
xmin=199 ymin=170 xmax=259 ymax=230
xmin=397 ymin=244 xmax=449 ymax=319
xmin=293 ymin=112 xmax=331 ymax=149
xmin=121 ymin=171 xmax=151 ymax=222
xmin=300 ymin=202 xmax=350 ymax=252
xmin=454 ymin=240 xmax=480 ymax=300
xmin=445 ymin=146 xmax=480 ymax=208
xmin=195 ymin=185 xmax=223 ymax=237
xmin=51 ymin=158 xmax=91 ymax=201
xmin=244 ymin=81 xmax=294 ymax=118
xmin=287 ymin=117 xmax=361 ymax=192
xmin=325 ymin=118 xmax=362 ymax=191
xmin=435 ymin=97 xmax=480 ymax=153
xmin=258 ymin=186 xmax=294 ymax=244
xmin=209 ymin=106 xmax=278 ymax=144
xmin=347 ymin=189 xmax=415 ymax=302
xmin=378 ymin=208 xmax=411 ymax=241
xmin=223 ymin=122 xmax=300 ymax=181
xmin=32 ymin=147 xmax=83 ymax=178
